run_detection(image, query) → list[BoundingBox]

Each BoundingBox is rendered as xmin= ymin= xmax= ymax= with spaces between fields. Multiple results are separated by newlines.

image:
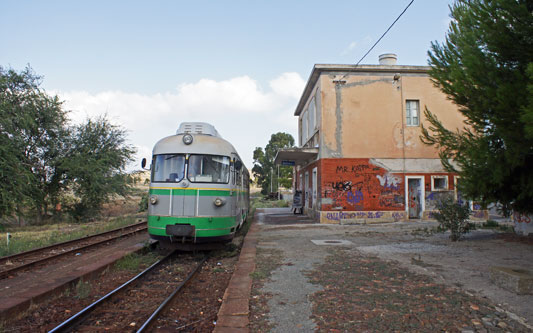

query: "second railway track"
xmin=0 ymin=221 xmax=148 ymax=279
xmin=50 ymin=251 xmax=207 ymax=332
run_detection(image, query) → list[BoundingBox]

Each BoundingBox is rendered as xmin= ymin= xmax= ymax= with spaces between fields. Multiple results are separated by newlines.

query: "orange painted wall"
xmin=319 ymin=158 xmax=404 ymax=211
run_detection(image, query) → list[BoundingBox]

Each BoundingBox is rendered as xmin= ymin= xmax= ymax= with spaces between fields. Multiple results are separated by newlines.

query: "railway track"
xmin=0 ymin=221 xmax=148 ymax=279
xmin=49 ymin=252 xmax=207 ymax=332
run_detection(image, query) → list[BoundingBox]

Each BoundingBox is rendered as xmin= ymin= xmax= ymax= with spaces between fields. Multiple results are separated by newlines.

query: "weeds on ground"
xmin=210 ymin=243 xmax=240 ymax=258
xmin=113 ymin=252 xmax=159 ymax=271
xmin=75 ymin=280 xmax=91 ymax=299
xmin=251 ymin=197 xmax=290 ymax=211
xmin=479 ymin=220 xmax=514 ymax=232
xmin=410 ymin=227 xmax=440 ymax=237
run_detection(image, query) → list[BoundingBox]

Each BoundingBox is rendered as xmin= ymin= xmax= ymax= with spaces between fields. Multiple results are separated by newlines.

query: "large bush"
xmin=433 ymin=194 xmax=472 ymax=241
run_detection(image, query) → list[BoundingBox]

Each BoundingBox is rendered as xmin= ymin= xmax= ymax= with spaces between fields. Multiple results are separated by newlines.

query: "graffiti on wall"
xmin=425 ymin=191 xmax=450 ymax=210
xmin=323 ymin=210 xmax=407 ymax=222
xmin=321 ymin=159 xmax=404 ymax=211
xmin=325 ymin=211 xmax=385 ymax=221
xmin=376 ymin=173 xmax=400 ymax=190
xmin=513 ymin=212 xmax=532 ymax=236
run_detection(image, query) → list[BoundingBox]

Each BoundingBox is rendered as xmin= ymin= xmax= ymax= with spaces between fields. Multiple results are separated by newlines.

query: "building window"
xmin=406 ymin=100 xmax=420 ymax=126
xmin=431 ymin=175 xmax=448 ymax=191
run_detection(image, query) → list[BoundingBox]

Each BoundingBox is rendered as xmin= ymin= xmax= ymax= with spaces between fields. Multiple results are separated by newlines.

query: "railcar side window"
xmin=188 ymin=155 xmax=230 ymax=183
xmin=152 ymin=154 xmax=186 ymax=182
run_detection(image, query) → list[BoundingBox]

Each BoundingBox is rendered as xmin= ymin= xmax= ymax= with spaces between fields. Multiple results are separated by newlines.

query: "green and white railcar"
xmin=142 ymin=122 xmax=250 ymax=250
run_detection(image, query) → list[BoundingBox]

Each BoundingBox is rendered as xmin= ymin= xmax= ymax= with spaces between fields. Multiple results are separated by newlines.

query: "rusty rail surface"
xmin=49 ymin=252 xmax=207 ymax=333
xmin=0 ymin=221 xmax=147 ymax=279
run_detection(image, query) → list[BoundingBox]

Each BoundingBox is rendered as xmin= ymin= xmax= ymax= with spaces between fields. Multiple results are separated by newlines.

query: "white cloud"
xmin=269 ymin=72 xmax=306 ymax=99
xmin=340 ymin=37 xmax=373 ymax=57
xmin=56 ymin=73 xmax=305 ymax=171
xmin=341 ymin=41 xmax=358 ymax=56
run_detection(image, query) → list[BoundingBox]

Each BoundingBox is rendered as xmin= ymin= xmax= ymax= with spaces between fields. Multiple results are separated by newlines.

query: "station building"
xmin=275 ymin=54 xmax=487 ymax=223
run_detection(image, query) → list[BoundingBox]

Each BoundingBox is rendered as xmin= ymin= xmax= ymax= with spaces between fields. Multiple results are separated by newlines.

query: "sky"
xmin=1 ymin=0 xmax=455 ymax=171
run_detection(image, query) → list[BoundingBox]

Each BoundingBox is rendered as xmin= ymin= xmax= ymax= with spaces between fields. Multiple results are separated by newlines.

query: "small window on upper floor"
xmin=406 ymin=100 xmax=420 ymax=126
xmin=431 ymin=175 xmax=448 ymax=191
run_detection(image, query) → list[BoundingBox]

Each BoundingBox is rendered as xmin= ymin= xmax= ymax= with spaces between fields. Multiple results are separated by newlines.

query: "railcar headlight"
xmin=150 ymin=195 xmax=158 ymax=205
xmin=183 ymin=134 xmax=193 ymax=145
xmin=214 ymin=197 xmax=225 ymax=207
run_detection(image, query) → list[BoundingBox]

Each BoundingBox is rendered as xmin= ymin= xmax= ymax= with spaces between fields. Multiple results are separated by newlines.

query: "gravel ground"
xmin=251 ymin=209 xmax=533 ymax=332
xmin=259 ymin=240 xmax=325 ymax=332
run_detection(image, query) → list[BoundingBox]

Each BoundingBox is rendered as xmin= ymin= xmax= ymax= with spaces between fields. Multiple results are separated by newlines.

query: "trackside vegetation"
xmin=421 ymin=0 xmax=533 ymax=215
xmin=0 ymin=66 xmax=135 ymax=224
xmin=252 ymin=132 xmax=295 ymax=195
xmin=0 ymin=216 xmax=140 ymax=257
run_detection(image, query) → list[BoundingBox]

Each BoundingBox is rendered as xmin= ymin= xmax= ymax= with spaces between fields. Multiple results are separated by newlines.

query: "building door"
xmin=407 ymin=178 xmax=422 ymax=218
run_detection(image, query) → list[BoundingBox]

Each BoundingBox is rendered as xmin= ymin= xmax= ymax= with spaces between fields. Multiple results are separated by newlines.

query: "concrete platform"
xmin=0 ymin=233 xmax=150 ymax=322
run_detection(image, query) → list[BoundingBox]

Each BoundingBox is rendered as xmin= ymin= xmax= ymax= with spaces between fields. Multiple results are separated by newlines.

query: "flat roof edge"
xmin=294 ymin=64 xmax=431 ymax=116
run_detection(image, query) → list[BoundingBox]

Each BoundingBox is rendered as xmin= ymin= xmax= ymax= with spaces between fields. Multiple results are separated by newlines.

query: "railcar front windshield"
xmin=188 ymin=154 xmax=230 ymax=183
xmin=152 ymin=154 xmax=186 ymax=182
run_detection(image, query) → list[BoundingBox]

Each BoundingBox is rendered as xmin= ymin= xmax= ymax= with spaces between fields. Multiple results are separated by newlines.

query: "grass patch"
xmin=410 ymin=227 xmax=439 ymax=237
xmin=250 ymin=197 xmax=290 ymax=211
xmin=0 ymin=215 xmax=141 ymax=257
xmin=478 ymin=219 xmax=514 ymax=232
xmin=113 ymin=252 xmax=159 ymax=271
xmin=74 ymin=279 xmax=91 ymax=299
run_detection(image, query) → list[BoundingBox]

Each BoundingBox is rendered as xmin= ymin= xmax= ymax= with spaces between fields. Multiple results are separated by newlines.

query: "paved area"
xmin=0 ymin=233 xmax=149 ymax=322
xmin=217 ymin=208 xmax=533 ymax=332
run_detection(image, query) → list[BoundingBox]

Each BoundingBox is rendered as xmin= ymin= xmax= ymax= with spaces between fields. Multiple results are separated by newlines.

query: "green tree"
xmin=252 ymin=132 xmax=294 ymax=195
xmin=0 ymin=66 xmax=136 ymax=222
xmin=0 ymin=66 xmax=70 ymax=221
xmin=65 ymin=115 xmax=136 ymax=220
xmin=421 ymin=0 xmax=533 ymax=215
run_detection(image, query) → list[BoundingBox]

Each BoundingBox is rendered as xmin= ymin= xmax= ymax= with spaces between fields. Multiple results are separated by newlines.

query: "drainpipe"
xmin=399 ymin=75 xmax=407 ymax=218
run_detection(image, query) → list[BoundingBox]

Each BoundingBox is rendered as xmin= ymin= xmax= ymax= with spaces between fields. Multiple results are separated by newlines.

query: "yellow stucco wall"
xmin=317 ymin=72 xmax=464 ymax=159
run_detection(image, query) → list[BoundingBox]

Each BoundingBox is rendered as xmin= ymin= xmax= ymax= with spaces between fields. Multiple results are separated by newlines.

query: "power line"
xmin=355 ymin=0 xmax=415 ymax=67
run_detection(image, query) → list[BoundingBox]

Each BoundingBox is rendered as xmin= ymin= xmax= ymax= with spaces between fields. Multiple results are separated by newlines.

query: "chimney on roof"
xmin=379 ymin=53 xmax=397 ymax=65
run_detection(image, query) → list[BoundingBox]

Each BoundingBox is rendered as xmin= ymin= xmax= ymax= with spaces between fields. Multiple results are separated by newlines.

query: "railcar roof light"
xmin=183 ymin=134 xmax=193 ymax=145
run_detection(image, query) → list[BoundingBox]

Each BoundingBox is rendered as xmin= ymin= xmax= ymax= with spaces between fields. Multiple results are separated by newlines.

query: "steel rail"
xmin=0 ymin=223 xmax=147 ymax=279
xmin=48 ymin=250 xmax=177 ymax=333
xmin=0 ymin=221 xmax=147 ymax=263
xmin=137 ymin=255 xmax=208 ymax=332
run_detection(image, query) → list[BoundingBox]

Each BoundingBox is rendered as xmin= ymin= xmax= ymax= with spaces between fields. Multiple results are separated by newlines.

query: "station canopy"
xmin=274 ymin=147 xmax=318 ymax=167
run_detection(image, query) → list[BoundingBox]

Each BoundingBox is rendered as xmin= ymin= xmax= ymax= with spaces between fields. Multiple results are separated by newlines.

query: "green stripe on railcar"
xmin=148 ymin=215 xmax=237 ymax=237
xmin=149 ymin=188 xmax=233 ymax=196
